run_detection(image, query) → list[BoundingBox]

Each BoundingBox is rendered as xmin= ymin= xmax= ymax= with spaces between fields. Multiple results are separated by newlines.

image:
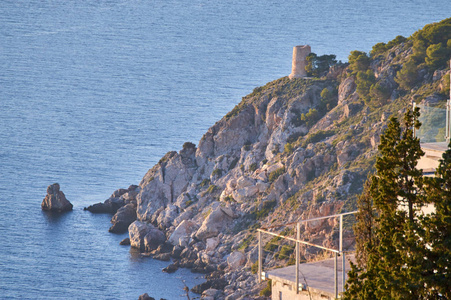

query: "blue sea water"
xmin=0 ymin=0 xmax=450 ymax=298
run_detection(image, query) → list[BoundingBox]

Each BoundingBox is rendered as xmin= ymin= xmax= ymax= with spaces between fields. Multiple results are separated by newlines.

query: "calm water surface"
xmin=1 ymin=0 xmax=450 ymax=298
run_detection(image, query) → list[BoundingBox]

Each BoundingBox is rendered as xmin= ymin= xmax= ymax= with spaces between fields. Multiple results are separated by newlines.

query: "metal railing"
xmin=414 ymin=102 xmax=448 ymax=143
xmin=415 ymin=60 xmax=451 ymax=143
xmin=257 ymin=211 xmax=357 ymax=299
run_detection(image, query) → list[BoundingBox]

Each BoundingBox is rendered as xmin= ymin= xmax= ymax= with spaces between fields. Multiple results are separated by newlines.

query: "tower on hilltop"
xmin=288 ymin=45 xmax=311 ymax=79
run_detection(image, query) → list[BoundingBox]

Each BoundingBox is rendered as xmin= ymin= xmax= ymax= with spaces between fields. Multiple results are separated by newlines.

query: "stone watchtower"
xmin=288 ymin=45 xmax=311 ymax=79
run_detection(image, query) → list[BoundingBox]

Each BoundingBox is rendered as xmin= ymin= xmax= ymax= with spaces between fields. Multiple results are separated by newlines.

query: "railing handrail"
xmin=257 ymin=210 xmax=358 ymax=298
xmin=257 ymin=228 xmax=340 ymax=253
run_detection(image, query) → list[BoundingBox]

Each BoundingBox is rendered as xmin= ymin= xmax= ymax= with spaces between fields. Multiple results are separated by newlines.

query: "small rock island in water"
xmin=41 ymin=183 xmax=73 ymax=212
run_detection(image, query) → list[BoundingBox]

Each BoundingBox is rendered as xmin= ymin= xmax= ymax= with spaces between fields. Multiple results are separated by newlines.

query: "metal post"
xmin=258 ymin=230 xmax=262 ymax=283
xmin=339 ymin=214 xmax=343 ymax=253
xmin=334 ymin=252 xmax=338 ymax=299
xmin=339 ymin=214 xmax=345 ymax=295
xmin=296 ymin=222 xmax=300 ymax=294
xmin=342 ymin=252 xmax=346 ymax=294
xmin=446 ymin=100 xmax=450 ymax=142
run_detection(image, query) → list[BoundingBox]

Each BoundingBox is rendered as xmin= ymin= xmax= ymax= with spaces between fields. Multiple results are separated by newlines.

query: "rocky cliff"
xmin=88 ymin=18 xmax=451 ymax=299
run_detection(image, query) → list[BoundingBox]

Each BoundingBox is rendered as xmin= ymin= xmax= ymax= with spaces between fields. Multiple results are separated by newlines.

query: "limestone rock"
xmin=168 ymin=220 xmax=197 ymax=246
xmin=119 ymin=238 xmax=130 ymax=245
xmin=137 ymin=148 xmax=197 ymax=221
xmin=206 ymin=237 xmax=220 ymax=251
xmin=138 ymin=294 xmax=155 ymax=300
xmin=41 ymin=183 xmax=73 ymax=212
xmin=338 ymin=76 xmax=356 ymax=104
xmin=195 ymin=206 xmax=233 ymax=240
xmin=85 ymin=185 xmax=139 ymax=214
xmin=128 ymin=220 xmax=165 ymax=252
xmin=109 ymin=203 xmax=137 ymax=233
xmin=227 ymin=251 xmax=246 ymax=270
xmin=143 ymin=228 xmax=166 ymax=252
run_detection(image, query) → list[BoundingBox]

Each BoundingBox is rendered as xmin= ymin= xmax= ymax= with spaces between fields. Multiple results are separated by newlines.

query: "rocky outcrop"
xmin=41 ymin=183 xmax=73 ymax=212
xmin=128 ymin=221 xmax=165 ymax=252
xmin=195 ymin=205 xmax=234 ymax=240
xmin=109 ymin=203 xmax=137 ymax=233
xmin=84 ymin=185 xmax=139 ymax=214
xmin=227 ymin=251 xmax=246 ymax=270
xmin=138 ymin=294 xmax=154 ymax=300
xmin=168 ymin=220 xmax=197 ymax=246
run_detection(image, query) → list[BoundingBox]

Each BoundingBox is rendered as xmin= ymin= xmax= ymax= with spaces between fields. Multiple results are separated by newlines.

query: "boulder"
xmin=41 ymin=183 xmax=73 ymax=212
xmin=143 ymin=228 xmax=166 ymax=252
xmin=227 ymin=251 xmax=246 ymax=270
xmin=119 ymin=238 xmax=130 ymax=245
xmin=206 ymin=237 xmax=220 ymax=251
xmin=109 ymin=203 xmax=137 ymax=233
xmin=168 ymin=220 xmax=197 ymax=246
xmin=156 ymin=204 xmax=178 ymax=228
xmin=138 ymin=294 xmax=155 ymax=300
xmin=162 ymin=263 xmax=179 ymax=273
xmin=128 ymin=221 xmax=165 ymax=252
xmin=84 ymin=185 xmax=139 ymax=214
xmin=195 ymin=206 xmax=233 ymax=240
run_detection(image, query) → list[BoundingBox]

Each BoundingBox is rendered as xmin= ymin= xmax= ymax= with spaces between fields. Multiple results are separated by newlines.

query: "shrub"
xmin=264 ymin=236 xmax=281 ymax=252
xmin=442 ymin=74 xmax=450 ymax=96
xmin=260 ymin=280 xmax=272 ymax=297
xmin=243 ymin=141 xmax=252 ymax=151
xmin=301 ymin=108 xmax=319 ymax=128
xmin=369 ymin=82 xmax=390 ymax=105
xmin=425 ymin=43 xmax=449 ymax=69
xmin=277 ymin=245 xmax=294 ymax=260
xmin=395 ymin=59 xmax=419 ymax=90
xmin=249 ymin=163 xmax=258 ymax=172
xmin=199 ymin=178 xmax=211 ymax=188
xmin=182 ymin=141 xmax=196 ymax=150
xmin=268 ymin=167 xmax=285 ymax=182
xmin=238 ymin=235 xmax=254 ymax=251
xmin=301 ymin=130 xmax=335 ymax=148
xmin=319 ymin=87 xmax=337 ymax=112
xmin=355 ymin=70 xmax=376 ymax=103
xmin=206 ymin=184 xmax=219 ymax=194
xmin=254 ymin=199 xmax=277 ymax=220
xmin=212 ymin=168 xmax=223 ymax=177
xmin=251 ymin=261 xmax=259 ymax=274
xmin=224 ymin=195 xmax=235 ymax=202
xmin=284 ymin=143 xmax=293 ymax=155
xmin=228 ymin=157 xmax=239 ymax=170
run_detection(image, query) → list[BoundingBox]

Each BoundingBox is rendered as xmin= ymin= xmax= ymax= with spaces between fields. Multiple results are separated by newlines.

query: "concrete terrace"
xmin=266 ymin=255 xmax=354 ymax=300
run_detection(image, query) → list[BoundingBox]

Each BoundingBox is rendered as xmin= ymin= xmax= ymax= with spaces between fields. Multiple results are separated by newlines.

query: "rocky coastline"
xmin=84 ymin=23 xmax=451 ymax=299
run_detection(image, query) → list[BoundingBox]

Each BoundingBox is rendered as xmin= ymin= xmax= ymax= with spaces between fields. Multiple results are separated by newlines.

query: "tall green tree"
xmin=348 ymin=50 xmax=370 ymax=73
xmin=305 ymin=53 xmax=337 ymax=77
xmin=423 ymin=145 xmax=451 ymax=299
xmin=344 ymin=108 xmax=430 ymax=299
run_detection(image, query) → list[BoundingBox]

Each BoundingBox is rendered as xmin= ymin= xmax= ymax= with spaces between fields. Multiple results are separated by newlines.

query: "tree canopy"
xmin=344 ymin=108 xmax=450 ymax=299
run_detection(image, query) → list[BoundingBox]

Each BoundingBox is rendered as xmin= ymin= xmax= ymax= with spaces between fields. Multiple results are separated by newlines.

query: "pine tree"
xmin=423 ymin=144 xmax=451 ymax=298
xmin=344 ymin=108 xmax=428 ymax=299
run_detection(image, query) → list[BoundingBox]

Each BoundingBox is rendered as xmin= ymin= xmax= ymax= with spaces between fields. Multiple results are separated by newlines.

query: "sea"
xmin=1 ymin=0 xmax=450 ymax=299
